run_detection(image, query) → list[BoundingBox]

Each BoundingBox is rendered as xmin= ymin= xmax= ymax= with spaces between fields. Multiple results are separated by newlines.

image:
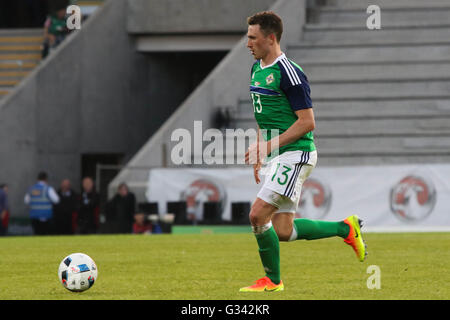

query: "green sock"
xmin=255 ymin=225 xmax=281 ymax=284
xmin=293 ymin=218 xmax=350 ymax=240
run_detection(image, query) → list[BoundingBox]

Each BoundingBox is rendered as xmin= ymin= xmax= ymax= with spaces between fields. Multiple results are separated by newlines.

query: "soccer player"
xmin=240 ymin=11 xmax=367 ymax=292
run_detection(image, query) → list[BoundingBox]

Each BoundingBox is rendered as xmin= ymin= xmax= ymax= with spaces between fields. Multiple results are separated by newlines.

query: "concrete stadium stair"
xmin=232 ymin=0 xmax=450 ymax=165
xmin=309 ymin=1 xmax=450 ymax=25
xmin=0 ymin=29 xmax=42 ymax=101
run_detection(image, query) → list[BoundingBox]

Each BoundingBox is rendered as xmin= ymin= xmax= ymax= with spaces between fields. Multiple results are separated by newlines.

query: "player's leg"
xmin=288 ymin=161 xmax=350 ymax=241
xmin=239 ymin=197 xmax=284 ymax=292
xmin=268 ymin=162 xmax=348 ymax=241
xmin=273 ymin=164 xmax=367 ymax=260
xmin=294 ymin=215 xmax=367 ymax=262
xmin=272 ymin=211 xmax=367 ymax=261
xmin=248 ymin=198 xmax=280 ymax=284
xmin=271 ymin=212 xmax=294 ymax=241
xmin=271 ymin=208 xmax=350 ymax=242
xmin=291 ymin=217 xmax=351 ymax=240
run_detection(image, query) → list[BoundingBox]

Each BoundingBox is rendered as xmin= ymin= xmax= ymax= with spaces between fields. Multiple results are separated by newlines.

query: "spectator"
xmin=54 ymin=179 xmax=79 ymax=235
xmin=24 ymin=172 xmax=59 ymax=235
xmin=42 ymin=8 xmax=68 ymax=58
xmin=0 ymin=184 xmax=9 ymax=236
xmin=133 ymin=213 xmax=152 ymax=235
xmin=77 ymin=177 xmax=100 ymax=234
xmin=105 ymin=183 xmax=136 ymax=234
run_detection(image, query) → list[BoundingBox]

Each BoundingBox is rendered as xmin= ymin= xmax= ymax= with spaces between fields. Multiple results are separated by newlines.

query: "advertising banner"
xmin=146 ymin=164 xmax=450 ymax=231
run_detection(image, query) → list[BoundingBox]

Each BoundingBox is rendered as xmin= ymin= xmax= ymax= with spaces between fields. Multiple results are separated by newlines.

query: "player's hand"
xmin=253 ymin=162 xmax=262 ymax=184
xmin=245 ymin=141 xmax=269 ymax=165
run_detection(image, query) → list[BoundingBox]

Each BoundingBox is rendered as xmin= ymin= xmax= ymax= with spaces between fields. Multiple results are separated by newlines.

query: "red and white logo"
xmin=390 ymin=175 xmax=436 ymax=222
xmin=296 ymin=177 xmax=332 ymax=219
xmin=180 ymin=179 xmax=227 ymax=220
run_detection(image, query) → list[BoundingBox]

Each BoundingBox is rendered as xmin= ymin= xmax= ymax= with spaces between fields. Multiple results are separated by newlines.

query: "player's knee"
xmin=248 ymin=210 xmax=261 ymax=226
xmin=249 ymin=211 xmax=268 ymax=226
xmin=249 ymin=200 xmax=274 ymax=226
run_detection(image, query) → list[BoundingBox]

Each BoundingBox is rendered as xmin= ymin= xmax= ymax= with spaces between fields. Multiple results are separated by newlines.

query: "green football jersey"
xmin=250 ymin=53 xmax=315 ymax=156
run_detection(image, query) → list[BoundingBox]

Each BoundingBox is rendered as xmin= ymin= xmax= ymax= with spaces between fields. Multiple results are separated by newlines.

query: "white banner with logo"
xmin=146 ymin=164 xmax=450 ymax=231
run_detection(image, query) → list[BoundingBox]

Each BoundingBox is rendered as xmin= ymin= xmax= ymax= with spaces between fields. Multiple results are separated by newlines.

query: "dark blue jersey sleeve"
xmin=278 ymin=60 xmax=313 ymax=111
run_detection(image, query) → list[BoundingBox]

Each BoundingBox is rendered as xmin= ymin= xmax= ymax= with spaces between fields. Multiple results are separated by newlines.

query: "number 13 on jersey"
xmin=251 ymin=93 xmax=262 ymax=113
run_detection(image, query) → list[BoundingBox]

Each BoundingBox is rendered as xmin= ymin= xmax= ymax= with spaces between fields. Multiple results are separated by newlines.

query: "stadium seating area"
xmin=234 ymin=0 xmax=450 ymax=166
xmin=0 ymin=0 xmax=104 ymax=102
xmin=0 ymin=29 xmax=42 ymax=100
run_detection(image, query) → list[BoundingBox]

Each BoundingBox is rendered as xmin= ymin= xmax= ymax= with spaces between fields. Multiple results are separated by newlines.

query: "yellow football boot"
xmin=343 ymin=215 xmax=368 ymax=262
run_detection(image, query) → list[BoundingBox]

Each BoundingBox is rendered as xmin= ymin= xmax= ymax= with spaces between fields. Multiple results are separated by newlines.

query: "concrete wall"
xmin=127 ymin=0 xmax=276 ymax=34
xmin=0 ymin=0 xmax=152 ymax=218
xmin=0 ymin=0 xmax=305 ymax=217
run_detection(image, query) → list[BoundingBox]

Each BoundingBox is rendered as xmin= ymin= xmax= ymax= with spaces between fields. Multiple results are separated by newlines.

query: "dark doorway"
xmin=81 ymin=153 xmax=124 ymax=207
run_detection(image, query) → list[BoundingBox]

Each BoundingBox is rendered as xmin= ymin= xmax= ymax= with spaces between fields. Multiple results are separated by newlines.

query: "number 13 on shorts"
xmin=271 ymin=163 xmax=292 ymax=185
xmin=264 ymin=161 xmax=300 ymax=201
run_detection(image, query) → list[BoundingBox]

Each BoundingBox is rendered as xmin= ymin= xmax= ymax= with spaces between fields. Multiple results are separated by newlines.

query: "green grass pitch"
xmin=0 ymin=232 xmax=449 ymax=300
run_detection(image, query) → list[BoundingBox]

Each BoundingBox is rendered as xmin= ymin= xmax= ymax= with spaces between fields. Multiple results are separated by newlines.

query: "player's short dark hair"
xmin=247 ymin=11 xmax=283 ymax=43
xmin=37 ymin=171 xmax=48 ymax=181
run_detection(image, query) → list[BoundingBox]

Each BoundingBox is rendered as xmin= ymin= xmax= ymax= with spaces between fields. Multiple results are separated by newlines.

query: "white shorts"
xmin=257 ymin=150 xmax=317 ymax=214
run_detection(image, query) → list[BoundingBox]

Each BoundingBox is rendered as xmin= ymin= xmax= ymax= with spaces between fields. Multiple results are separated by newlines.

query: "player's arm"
xmin=267 ymin=108 xmax=315 ymax=153
xmin=266 ymin=65 xmax=314 ymax=155
xmin=246 ymin=109 xmax=314 ymax=163
xmin=253 ymin=126 xmax=263 ymax=184
xmin=244 ymin=125 xmax=265 ymax=184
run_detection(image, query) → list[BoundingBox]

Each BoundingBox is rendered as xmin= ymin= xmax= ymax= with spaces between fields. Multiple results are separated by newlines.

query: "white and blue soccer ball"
xmin=58 ymin=253 xmax=98 ymax=292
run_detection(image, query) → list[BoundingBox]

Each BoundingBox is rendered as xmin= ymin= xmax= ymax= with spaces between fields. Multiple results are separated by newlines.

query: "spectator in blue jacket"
xmin=24 ymin=172 xmax=60 ymax=235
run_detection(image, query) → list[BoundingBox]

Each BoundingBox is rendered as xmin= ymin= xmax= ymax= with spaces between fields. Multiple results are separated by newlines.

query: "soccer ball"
xmin=58 ymin=253 xmax=98 ymax=292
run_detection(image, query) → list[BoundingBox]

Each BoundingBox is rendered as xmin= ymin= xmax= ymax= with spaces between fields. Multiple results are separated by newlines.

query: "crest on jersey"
xmin=390 ymin=175 xmax=436 ymax=222
xmin=255 ymin=81 xmax=261 ymax=86
xmin=266 ymin=73 xmax=274 ymax=85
